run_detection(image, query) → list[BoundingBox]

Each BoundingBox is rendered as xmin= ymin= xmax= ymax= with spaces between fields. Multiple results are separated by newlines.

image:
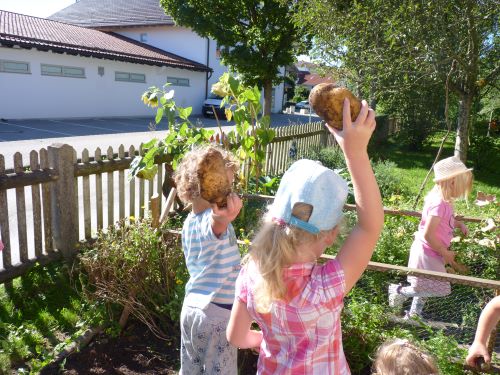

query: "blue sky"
xmin=0 ymin=0 xmax=75 ymax=17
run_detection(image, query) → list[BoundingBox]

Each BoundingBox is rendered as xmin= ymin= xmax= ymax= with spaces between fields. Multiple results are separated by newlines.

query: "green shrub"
xmin=469 ymin=135 xmax=500 ymax=174
xmin=79 ymin=217 xmax=188 ymax=339
xmin=303 ymin=146 xmax=347 ymax=170
xmin=372 ymin=159 xmax=411 ymax=200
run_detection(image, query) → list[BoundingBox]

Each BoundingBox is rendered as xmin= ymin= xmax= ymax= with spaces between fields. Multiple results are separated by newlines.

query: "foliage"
xmin=129 ymin=84 xmax=214 ymax=180
xmin=342 ymin=294 xmax=467 ymax=375
xmin=292 ymin=85 xmax=309 ymax=103
xmin=303 ymin=145 xmax=347 ymax=171
xmin=292 ymin=0 xmax=499 ymax=160
xmin=213 ymin=73 xmax=276 ymax=192
xmin=372 ymin=215 xmax=417 ymax=266
xmin=372 ymin=160 xmax=411 ymax=201
xmin=160 ymin=0 xmax=310 ymax=115
xmin=468 ymin=134 xmax=500 ymax=174
xmin=0 ymin=262 xmax=107 ymax=373
xmin=79 ymin=217 xmax=188 ymax=339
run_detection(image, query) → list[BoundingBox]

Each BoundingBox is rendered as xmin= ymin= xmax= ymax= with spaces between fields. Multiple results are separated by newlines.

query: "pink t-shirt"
xmin=415 ymin=194 xmax=454 ymax=258
xmin=236 ymin=259 xmax=350 ymax=375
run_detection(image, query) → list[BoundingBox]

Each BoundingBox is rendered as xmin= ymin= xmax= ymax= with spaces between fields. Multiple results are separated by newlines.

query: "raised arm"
xmin=329 ymin=99 xmax=384 ymax=293
xmin=211 ymin=193 xmax=242 ymax=237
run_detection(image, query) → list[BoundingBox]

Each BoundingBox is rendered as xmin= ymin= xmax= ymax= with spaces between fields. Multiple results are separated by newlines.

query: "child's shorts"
xmin=180 ymin=302 xmax=237 ymax=375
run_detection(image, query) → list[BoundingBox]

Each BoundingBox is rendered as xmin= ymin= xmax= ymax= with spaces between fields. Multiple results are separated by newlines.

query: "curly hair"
xmin=173 ymin=144 xmax=239 ymax=204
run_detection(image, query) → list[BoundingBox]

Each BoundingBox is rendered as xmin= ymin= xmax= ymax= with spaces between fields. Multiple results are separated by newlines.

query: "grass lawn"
xmin=371 ymin=131 xmax=500 ymax=218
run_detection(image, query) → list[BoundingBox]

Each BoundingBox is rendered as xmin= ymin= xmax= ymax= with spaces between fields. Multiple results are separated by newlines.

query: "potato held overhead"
xmin=309 ymin=84 xmax=362 ymax=130
xmin=198 ymin=148 xmax=232 ymax=208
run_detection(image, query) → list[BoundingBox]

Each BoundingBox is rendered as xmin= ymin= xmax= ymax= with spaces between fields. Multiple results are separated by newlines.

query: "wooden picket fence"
xmin=0 ymin=121 xmax=332 ymax=283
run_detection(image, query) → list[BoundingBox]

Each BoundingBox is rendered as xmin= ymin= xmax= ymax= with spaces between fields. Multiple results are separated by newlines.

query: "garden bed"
xmin=40 ymin=322 xmax=179 ymax=375
xmin=40 ymin=321 xmax=259 ymax=375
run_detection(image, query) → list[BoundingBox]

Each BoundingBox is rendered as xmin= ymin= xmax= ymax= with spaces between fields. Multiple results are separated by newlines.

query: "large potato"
xmin=198 ymin=148 xmax=232 ymax=208
xmin=309 ymin=84 xmax=361 ymax=129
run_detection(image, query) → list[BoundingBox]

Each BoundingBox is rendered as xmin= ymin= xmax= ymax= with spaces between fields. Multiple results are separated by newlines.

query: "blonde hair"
xmin=434 ymin=170 xmax=473 ymax=202
xmin=245 ymin=202 xmax=331 ymax=313
xmin=173 ymin=144 xmax=239 ymax=204
xmin=373 ymin=339 xmax=439 ymax=375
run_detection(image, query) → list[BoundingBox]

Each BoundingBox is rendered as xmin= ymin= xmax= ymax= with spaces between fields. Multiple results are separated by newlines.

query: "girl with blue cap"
xmin=227 ymin=98 xmax=384 ymax=374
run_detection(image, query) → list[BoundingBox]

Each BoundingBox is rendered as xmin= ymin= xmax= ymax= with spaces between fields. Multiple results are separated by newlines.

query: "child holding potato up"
xmin=227 ymin=96 xmax=384 ymax=374
xmin=174 ymin=145 xmax=242 ymax=375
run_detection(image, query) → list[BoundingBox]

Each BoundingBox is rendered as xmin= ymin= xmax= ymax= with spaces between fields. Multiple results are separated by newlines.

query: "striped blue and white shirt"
xmin=182 ymin=208 xmax=241 ymax=309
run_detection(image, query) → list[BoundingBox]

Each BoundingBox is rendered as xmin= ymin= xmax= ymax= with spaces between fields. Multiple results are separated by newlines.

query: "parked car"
xmin=295 ymin=100 xmax=311 ymax=111
xmin=202 ymin=94 xmax=227 ymax=119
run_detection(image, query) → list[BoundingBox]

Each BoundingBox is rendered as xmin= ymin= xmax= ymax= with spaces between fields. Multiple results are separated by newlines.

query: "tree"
xmin=160 ymin=0 xmax=309 ymax=116
xmin=293 ymin=0 xmax=499 ymax=161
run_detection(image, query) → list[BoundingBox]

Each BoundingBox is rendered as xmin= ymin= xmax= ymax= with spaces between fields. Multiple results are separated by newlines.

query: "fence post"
xmin=48 ymin=144 xmax=78 ymax=261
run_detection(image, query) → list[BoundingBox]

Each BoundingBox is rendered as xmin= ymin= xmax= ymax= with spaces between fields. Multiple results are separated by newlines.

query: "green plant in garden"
xmin=212 ymin=72 xmax=276 ymax=192
xmin=0 ymin=262 xmax=107 ymax=373
xmin=79 ymin=217 xmax=188 ymax=339
xmin=129 ymin=84 xmax=215 ymax=179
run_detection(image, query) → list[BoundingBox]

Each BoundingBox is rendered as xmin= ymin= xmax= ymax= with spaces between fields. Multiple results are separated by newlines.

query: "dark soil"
xmin=40 ymin=322 xmax=258 ymax=375
xmin=40 ymin=323 xmax=179 ymax=375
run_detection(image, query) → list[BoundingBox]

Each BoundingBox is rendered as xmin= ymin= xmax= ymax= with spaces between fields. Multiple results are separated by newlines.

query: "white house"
xmin=0 ymin=0 xmax=285 ymax=120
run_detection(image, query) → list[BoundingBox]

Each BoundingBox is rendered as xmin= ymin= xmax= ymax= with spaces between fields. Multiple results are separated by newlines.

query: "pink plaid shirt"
xmin=236 ymin=259 xmax=350 ymax=374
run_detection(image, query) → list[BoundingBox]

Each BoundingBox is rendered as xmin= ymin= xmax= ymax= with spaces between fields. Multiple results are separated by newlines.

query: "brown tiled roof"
xmin=49 ymin=0 xmax=174 ymax=28
xmin=297 ymin=73 xmax=335 ymax=87
xmin=0 ymin=10 xmax=210 ymax=72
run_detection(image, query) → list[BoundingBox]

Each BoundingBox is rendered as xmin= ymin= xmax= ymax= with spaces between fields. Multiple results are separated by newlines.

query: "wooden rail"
xmin=242 ymin=194 xmax=490 ymax=224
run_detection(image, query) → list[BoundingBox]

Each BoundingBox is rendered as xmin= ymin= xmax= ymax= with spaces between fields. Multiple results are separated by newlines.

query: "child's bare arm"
xmin=211 ymin=193 xmax=242 ymax=237
xmin=454 ymin=218 xmax=469 ymax=236
xmin=329 ymin=99 xmax=384 ymax=293
xmin=226 ymin=300 xmax=263 ymax=349
xmin=466 ymin=296 xmax=500 ymax=366
xmin=423 ymin=216 xmax=456 ymax=264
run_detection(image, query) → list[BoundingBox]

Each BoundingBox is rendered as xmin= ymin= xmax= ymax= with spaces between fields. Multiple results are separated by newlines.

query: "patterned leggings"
xmin=180 ymin=303 xmax=237 ymax=375
xmin=401 ymin=277 xmax=451 ymax=316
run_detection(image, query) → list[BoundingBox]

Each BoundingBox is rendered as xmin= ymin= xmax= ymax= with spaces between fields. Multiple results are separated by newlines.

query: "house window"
xmin=115 ymin=72 xmax=146 ymax=83
xmin=271 ymin=88 xmax=276 ymax=109
xmin=140 ymin=33 xmax=148 ymax=42
xmin=0 ymin=60 xmax=30 ymax=74
xmin=167 ymin=76 xmax=190 ymax=87
xmin=41 ymin=64 xmax=85 ymax=78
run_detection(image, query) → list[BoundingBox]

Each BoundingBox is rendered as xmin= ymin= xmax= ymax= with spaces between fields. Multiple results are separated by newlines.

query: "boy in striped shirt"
xmin=174 ymin=145 xmax=242 ymax=375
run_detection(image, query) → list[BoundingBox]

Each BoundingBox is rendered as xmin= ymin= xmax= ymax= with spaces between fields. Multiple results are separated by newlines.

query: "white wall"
xmin=116 ymin=26 xmax=285 ymax=113
xmin=0 ymin=47 xmax=206 ymax=119
xmin=116 ymin=26 xmax=207 ymax=65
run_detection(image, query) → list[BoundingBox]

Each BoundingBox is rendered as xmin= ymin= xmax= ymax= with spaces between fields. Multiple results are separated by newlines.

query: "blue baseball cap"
xmin=269 ymin=159 xmax=348 ymax=234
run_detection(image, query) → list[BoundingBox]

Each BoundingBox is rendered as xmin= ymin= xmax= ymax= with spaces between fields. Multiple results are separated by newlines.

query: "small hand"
xmin=459 ymin=221 xmax=469 ymax=236
xmin=212 ymin=193 xmax=243 ymax=223
xmin=325 ymin=98 xmax=376 ymax=159
xmin=443 ymin=250 xmax=456 ymax=265
xmin=466 ymin=342 xmax=490 ymax=367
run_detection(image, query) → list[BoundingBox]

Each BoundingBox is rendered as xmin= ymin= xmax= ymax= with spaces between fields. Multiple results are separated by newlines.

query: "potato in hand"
xmin=309 ymin=84 xmax=362 ymax=130
xmin=198 ymin=148 xmax=232 ymax=208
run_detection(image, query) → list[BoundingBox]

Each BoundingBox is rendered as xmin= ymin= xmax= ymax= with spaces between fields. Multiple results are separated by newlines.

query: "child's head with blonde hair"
xmin=247 ymin=159 xmax=348 ymax=313
xmin=173 ymin=144 xmax=239 ymax=204
xmin=431 ymin=156 xmax=473 ymax=202
xmin=373 ymin=338 xmax=439 ymax=375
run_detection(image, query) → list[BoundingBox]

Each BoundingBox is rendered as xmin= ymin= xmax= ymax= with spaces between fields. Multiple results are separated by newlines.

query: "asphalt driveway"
xmin=0 ymin=112 xmax=319 ymax=142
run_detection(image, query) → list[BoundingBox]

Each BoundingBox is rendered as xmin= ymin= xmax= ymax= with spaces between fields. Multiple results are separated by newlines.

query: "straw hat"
xmin=433 ymin=156 xmax=473 ymax=182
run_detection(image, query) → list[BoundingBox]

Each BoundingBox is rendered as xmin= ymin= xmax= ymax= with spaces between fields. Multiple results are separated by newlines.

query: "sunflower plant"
xmin=212 ymin=73 xmax=276 ymax=192
xmin=130 ymin=84 xmax=214 ymax=180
